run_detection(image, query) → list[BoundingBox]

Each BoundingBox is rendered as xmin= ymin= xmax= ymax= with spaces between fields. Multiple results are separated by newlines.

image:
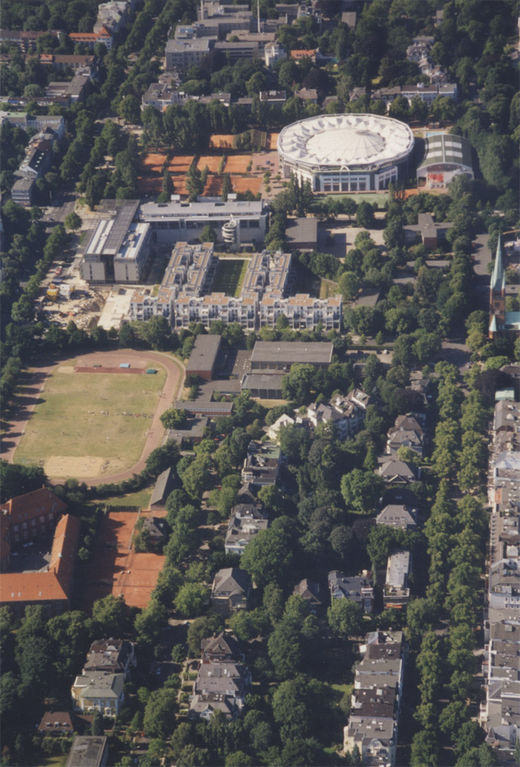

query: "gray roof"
xmin=378 ymin=459 xmax=416 ymax=482
xmin=212 ymin=567 xmax=251 ymax=597
xmin=167 ymin=416 xmax=208 ymax=442
xmin=251 ymin=341 xmax=333 ymax=366
xmin=66 ymin=737 xmax=108 ymax=767
xmin=490 ymin=234 xmax=506 ymax=293
xmin=186 ymin=334 xmax=221 ymax=375
xmin=241 ymin=373 xmax=284 ymax=393
xmin=175 ymin=400 xmax=233 ymax=416
xmin=376 ymin=504 xmax=417 ymax=530
xmin=166 ymin=37 xmax=212 ymax=53
xmin=139 ymin=198 xmax=266 ymax=221
xmin=285 ymin=216 xmax=318 ymax=247
xmin=150 ymin=467 xmax=175 ymax=507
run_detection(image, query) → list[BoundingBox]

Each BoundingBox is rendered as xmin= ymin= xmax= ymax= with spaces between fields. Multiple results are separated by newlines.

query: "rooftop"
xmin=250 ymin=340 xmax=333 ymax=365
xmin=278 ymin=113 xmax=414 ymax=170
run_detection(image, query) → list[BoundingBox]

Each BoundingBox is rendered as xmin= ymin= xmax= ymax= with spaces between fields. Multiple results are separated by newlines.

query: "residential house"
xmin=37 ymin=711 xmax=74 ymax=736
xmin=201 ymin=632 xmax=242 ymax=663
xmin=328 ymin=570 xmax=374 ymax=614
xmin=267 ymin=413 xmax=296 ymax=442
xmin=386 ymin=414 xmax=424 ymax=457
xmin=376 ymin=504 xmax=417 ymax=531
xmin=225 ymin=503 xmax=269 ymax=556
xmin=211 ymin=567 xmax=252 ymax=614
xmin=83 ymin=639 xmax=136 ymax=679
xmin=189 ymin=661 xmax=251 ymax=720
xmin=378 ymin=459 xmax=418 ymax=484
xmin=303 ymin=389 xmax=370 ymax=439
xmin=139 ymin=517 xmax=171 ymax=550
xmin=293 ymin=578 xmax=323 ymax=612
xmin=241 ymin=440 xmax=281 ymax=487
xmin=71 ymin=672 xmax=125 ymax=717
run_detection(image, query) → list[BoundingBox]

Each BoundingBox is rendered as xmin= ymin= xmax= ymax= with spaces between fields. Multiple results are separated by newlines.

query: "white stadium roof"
xmin=278 ymin=113 xmax=414 ymax=170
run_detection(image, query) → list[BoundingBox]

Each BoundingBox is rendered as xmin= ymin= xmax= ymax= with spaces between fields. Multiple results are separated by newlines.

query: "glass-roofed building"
xmin=416 ymin=132 xmax=474 ymax=189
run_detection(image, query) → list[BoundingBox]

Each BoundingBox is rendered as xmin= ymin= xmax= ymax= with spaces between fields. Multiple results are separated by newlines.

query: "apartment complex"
xmin=129 ymin=242 xmax=340 ymax=330
xmin=481 ymin=396 xmax=520 ymax=758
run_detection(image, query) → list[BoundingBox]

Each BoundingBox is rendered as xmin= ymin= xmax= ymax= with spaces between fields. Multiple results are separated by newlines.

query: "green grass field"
xmin=14 ymin=364 xmax=165 ymax=476
xmin=212 ymin=258 xmax=248 ymax=297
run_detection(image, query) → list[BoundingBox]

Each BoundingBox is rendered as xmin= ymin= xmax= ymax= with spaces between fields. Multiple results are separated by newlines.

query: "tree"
xmin=91 ymin=595 xmax=131 ymax=636
xmin=179 ymin=454 xmax=212 ymax=499
xmin=64 ymin=211 xmax=82 ymax=231
xmin=240 ymin=517 xmax=294 ymax=587
xmin=160 ymin=408 xmax=187 ymax=430
xmin=410 ymin=729 xmax=438 ymax=767
xmin=143 ymin=689 xmax=178 ymax=738
xmin=356 ymin=202 xmax=375 ymax=228
xmin=118 ymin=94 xmax=141 ymax=125
xmin=91 ymin=710 xmax=104 ymax=736
xmin=327 ymin=598 xmax=363 ymax=637
xmin=174 ymin=583 xmax=209 ymax=618
xmin=200 ymin=224 xmax=217 ymax=243
xmin=340 ymin=469 xmax=384 ymax=514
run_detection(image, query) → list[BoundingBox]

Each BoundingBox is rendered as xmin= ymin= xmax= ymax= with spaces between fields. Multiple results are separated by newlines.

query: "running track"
xmin=1 ymin=349 xmax=185 ymax=487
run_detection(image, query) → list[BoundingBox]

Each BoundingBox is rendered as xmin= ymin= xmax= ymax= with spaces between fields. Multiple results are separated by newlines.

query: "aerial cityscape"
xmin=0 ymin=0 xmax=519 ymax=766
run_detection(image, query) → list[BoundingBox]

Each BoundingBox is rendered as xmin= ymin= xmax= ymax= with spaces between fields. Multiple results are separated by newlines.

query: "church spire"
xmin=490 ymin=233 xmax=505 ymax=294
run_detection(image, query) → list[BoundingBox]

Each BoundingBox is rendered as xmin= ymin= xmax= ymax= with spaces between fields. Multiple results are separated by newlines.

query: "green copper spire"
xmin=490 ymin=233 xmax=505 ymax=293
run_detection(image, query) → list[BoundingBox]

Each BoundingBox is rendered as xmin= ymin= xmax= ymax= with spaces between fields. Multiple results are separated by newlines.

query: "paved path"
xmin=1 ymin=349 xmax=185 ymax=487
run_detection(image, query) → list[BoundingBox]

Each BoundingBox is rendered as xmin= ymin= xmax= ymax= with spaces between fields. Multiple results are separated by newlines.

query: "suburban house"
xmin=71 ymin=671 xmax=125 ymax=717
xmin=386 ymin=414 xmax=425 ymax=457
xmin=224 ymin=503 xmax=269 ymax=555
xmin=378 ymin=459 xmax=418 ymax=484
xmin=302 ymin=389 xmax=370 ymax=439
xmin=328 ymin=570 xmax=374 ymax=614
xmin=83 ymin=639 xmax=136 ymax=679
xmin=376 ymin=504 xmax=417 ymax=531
xmin=211 ymin=567 xmax=251 ymax=614
xmin=241 ymin=441 xmax=281 ymax=487
xmin=201 ymin=632 xmax=242 ymax=663
xmin=37 ymin=711 xmax=74 ymax=736
xmin=189 ymin=661 xmax=251 ymax=720
xmin=292 ymin=578 xmax=323 ymax=613
xmin=267 ymin=413 xmax=296 ymax=442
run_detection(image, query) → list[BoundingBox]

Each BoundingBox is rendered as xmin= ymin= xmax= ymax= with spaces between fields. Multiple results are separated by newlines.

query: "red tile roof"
xmin=0 ymin=514 xmax=80 ymax=606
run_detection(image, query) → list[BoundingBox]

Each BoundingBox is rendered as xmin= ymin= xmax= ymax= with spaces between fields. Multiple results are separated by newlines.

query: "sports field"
xmin=14 ymin=363 xmax=166 ymax=477
xmin=212 ymin=258 xmax=248 ymax=297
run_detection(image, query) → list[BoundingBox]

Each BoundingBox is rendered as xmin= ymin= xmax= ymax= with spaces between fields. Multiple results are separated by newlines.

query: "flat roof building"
xmin=65 ymin=736 xmax=108 ymax=767
xmin=139 ymin=198 xmax=268 ymax=246
xmin=80 ymin=201 xmax=151 ymax=283
xmin=165 ymin=37 xmax=213 ymax=72
xmin=250 ymin=340 xmax=333 ymax=370
xmin=186 ymin=334 xmax=222 ymax=381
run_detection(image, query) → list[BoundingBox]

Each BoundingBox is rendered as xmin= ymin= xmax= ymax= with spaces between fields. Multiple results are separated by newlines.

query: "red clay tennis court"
xmin=82 ymin=511 xmax=165 ymax=610
xmin=224 ymin=154 xmax=253 ymax=173
xmin=209 ymin=134 xmax=236 ymax=149
xmin=197 ymin=155 xmax=226 ymax=173
xmin=230 ymin=176 xmax=263 ymax=194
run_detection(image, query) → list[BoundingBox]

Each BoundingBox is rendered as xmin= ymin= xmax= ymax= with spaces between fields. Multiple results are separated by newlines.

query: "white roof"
xmin=278 ymin=113 xmax=414 ymax=170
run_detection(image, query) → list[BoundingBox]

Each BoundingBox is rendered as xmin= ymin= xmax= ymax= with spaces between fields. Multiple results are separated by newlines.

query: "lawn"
xmin=212 ymin=258 xmax=248 ymax=297
xmin=14 ymin=365 xmax=165 ymax=477
xmin=99 ymin=487 xmax=152 ymax=508
xmin=320 ymin=278 xmax=339 ymax=298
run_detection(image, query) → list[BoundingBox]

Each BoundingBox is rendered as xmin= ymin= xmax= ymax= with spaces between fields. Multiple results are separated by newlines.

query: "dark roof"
xmin=38 ymin=711 xmax=74 ymax=734
xmin=186 ymin=334 xmax=222 ymax=375
xmin=251 ymin=341 xmax=333 ymax=366
xmin=142 ymin=516 xmax=171 ymax=539
xmin=65 ymin=736 xmax=108 ymax=767
xmin=150 ymin=467 xmax=175 ymax=507
xmin=167 ymin=416 xmax=208 ymax=443
xmin=285 ymin=216 xmax=318 ymax=248
xmin=212 ymin=567 xmax=251 ymax=597
xmin=201 ymin=632 xmax=241 ymax=661
xmin=175 ymin=400 xmax=234 ymax=416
